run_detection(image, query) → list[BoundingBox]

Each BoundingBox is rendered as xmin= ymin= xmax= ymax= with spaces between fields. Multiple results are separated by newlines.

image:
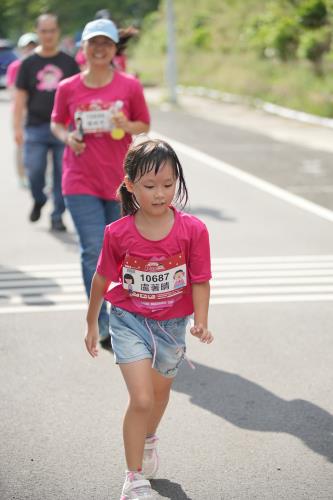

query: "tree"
xmin=0 ymin=0 xmax=159 ymax=39
xmin=298 ymin=0 xmax=328 ymax=28
xmin=298 ymin=25 xmax=331 ymax=75
xmin=246 ymin=0 xmax=332 ymax=73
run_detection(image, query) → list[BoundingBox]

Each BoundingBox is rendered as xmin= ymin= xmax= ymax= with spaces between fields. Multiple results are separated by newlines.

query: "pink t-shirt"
xmin=97 ymin=208 xmax=212 ymax=320
xmin=113 ymin=54 xmax=127 ymax=72
xmin=51 ymin=72 xmax=150 ymax=200
xmin=6 ymin=59 xmax=21 ymax=88
xmin=74 ymin=49 xmax=86 ymax=68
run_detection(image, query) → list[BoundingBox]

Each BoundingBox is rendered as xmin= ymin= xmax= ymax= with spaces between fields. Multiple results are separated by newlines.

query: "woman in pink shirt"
xmin=6 ymin=33 xmax=38 ymax=90
xmin=51 ymin=19 xmax=150 ymax=348
xmin=6 ymin=32 xmax=38 ymax=187
xmin=85 ymin=139 xmax=214 ymax=500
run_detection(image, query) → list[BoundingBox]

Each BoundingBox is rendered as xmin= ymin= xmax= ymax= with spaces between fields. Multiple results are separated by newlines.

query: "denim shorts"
xmin=109 ymin=305 xmax=189 ymax=378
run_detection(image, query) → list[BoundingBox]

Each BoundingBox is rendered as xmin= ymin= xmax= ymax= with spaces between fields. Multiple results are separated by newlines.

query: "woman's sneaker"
xmin=142 ymin=435 xmax=159 ymax=479
xmin=120 ymin=471 xmax=154 ymax=500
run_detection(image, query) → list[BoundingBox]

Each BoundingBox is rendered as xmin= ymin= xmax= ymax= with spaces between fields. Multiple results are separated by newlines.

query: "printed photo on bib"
xmin=122 ymin=253 xmax=187 ymax=310
xmin=74 ymin=100 xmax=124 ymax=135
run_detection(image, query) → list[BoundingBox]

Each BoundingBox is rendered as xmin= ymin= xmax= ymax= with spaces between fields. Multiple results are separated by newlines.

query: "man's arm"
xmin=13 ymin=89 xmax=28 ymax=145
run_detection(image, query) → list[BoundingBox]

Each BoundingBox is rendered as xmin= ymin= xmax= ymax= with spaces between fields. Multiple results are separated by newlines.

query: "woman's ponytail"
xmin=117 ymin=182 xmax=138 ymax=216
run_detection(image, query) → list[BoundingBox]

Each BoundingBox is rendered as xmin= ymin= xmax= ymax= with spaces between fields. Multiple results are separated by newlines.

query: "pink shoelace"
xmin=144 ymin=318 xmax=195 ymax=370
xmin=121 ymin=471 xmax=151 ymax=498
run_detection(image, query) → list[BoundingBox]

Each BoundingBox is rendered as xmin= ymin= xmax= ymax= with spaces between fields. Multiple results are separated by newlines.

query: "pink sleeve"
xmin=6 ymin=61 xmax=19 ymax=88
xmin=188 ymin=222 xmax=212 ymax=283
xmin=96 ymin=227 xmax=123 ymax=282
xmin=75 ymin=49 xmax=86 ymax=67
xmin=51 ymin=81 xmax=70 ymax=124
xmin=129 ymin=79 xmax=150 ymax=124
xmin=113 ymin=54 xmax=126 ymax=72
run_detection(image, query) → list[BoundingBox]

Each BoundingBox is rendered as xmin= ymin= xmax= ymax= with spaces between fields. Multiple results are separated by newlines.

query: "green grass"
xmin=129 ymin=0 xmax=333 ymax=118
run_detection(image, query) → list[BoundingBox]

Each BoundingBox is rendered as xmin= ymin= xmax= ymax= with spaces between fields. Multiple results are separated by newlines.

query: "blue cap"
xmin=81 ymin=19 xmax=119 ymax=44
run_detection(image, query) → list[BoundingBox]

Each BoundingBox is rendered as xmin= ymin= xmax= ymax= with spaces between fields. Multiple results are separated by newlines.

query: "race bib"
xmin=122 ymin=253 xmax=187 ymax=308
xmin=74 ymin=100 xmax=124 ymax=135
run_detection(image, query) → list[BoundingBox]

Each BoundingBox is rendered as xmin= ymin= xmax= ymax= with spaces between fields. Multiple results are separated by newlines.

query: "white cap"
xmin=81 ymin=19 xmax=119 ymax=44
xmin=18 ymin=32 xmax=38 ymax=48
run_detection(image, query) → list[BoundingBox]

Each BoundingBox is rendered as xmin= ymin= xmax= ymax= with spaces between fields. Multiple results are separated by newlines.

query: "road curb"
xmin=177 ymin=85 xmax=333 ymax=130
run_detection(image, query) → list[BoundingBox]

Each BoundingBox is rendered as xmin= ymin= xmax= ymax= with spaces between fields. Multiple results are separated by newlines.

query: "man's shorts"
xmin=109 ymin=304 xmax=189 ymax=378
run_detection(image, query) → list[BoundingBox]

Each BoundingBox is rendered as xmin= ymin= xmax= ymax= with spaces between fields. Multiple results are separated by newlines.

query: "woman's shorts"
xmin=109 ymin=304 xmax=189 ymax=378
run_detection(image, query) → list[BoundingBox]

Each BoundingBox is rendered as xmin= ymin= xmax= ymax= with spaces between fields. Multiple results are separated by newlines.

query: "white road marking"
xmin=211 ymin=255 xmax=333 ymax=263
xmin=1 ymin=256 xmax=333 ymax=314
xmin=213 ymin=270 xmax=333 ymax=277
xmin=0 ymin=304 xmax=87 ymax=314
xmin=0 ymin=277 xmax=82 ymax=288
xmin=152 ymin=132 xmax=333 ymax=222
xmin=212 ymin=262 xmax=333 ymax=270
xmin=212 ymin=277 xmax=333 ymax=285
xmin=211 ymin=285 xmax=333 ymax=295
xmin=211 ymin=294 xmax=333 ymax=305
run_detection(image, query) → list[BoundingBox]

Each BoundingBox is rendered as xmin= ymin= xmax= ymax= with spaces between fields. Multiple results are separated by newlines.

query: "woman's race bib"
xmin=74 ymin=100 xmax=124 ymax=135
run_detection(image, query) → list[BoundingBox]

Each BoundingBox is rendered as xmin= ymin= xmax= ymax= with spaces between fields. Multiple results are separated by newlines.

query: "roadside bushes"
xmin=247 ymin=0 xmax=332 ymax=73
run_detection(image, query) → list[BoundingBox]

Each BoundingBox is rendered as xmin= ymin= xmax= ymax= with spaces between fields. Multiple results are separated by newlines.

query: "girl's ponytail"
xmin=117 ymin=182 xmax=138 ymax=216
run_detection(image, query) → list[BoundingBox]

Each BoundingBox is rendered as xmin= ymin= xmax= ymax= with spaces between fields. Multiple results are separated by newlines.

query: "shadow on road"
xmin=186 ymin=205 xmax=236 ymax=222
xmin=41 ymin=227 xmax=79 ymax=249
xmin=173 ymin=362 xmax=333 ymax=463
xmin=0 ymin=265 xmax=61 ymax=306
xmin=151 ymin=478 xmax=192 ymax=499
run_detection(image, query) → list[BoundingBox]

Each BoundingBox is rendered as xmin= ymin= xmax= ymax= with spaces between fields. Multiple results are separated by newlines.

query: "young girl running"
xmin=85 ymin=139 xmax=214 ymax=500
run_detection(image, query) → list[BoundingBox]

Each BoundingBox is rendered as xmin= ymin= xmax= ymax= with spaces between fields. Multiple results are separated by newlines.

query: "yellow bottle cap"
xmin=111 ymin=128 xmax=125 ymax=140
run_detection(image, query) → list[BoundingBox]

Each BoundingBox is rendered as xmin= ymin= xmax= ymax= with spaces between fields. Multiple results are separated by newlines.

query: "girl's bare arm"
xmin=191 ymin=281 xmax=213 ymax=343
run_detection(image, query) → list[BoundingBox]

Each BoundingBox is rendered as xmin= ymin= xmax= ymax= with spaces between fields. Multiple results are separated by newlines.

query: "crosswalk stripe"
xmin=0 ymin=304 xmax=87 ymax=314
xmin=9 ymin=293 xmax=86 ymax=305
xmin=211 ymin=294 xmax=333 ymax=304
xmin=2 ymin=268 xmax=333 ymax=280
xmin=0 ymin=255 xmax=333 ymax=313
xmin=1 ymin=285 xmax=84 ymax=296
xmin=212 ymin=262 xmax=333 ymax=270
xmin=211 ymin=285 xmax=333 ymax=295
xmin=9 ymin=263 xmax=81 ymax=271
xmin=211 ymin=255 xmax=333 ymax=263
xmin=212 ymin=270 xmax=333 ymax=277
xmin=212 ymin=277 xmax=333 ymax=286
xmin=0 ymin=271 xmax=81 ymax=280
xmin=3 ymin=254 xmax=331 ymax=273
xmin=0 ymin=277 xmax=82 ymax=288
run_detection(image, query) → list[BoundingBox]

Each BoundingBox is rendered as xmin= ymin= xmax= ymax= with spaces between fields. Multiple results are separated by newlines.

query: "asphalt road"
xmin=0 ymin=89 xmax=332 ymax=500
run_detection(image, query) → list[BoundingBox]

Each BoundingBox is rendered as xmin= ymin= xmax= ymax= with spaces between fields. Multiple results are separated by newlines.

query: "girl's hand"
xmin=67 ymin=131 xmax=86 ymax=156
xmin=190 ymin=323 xmax=214 ymax=344
xmin=85 ymin=325 xmax=99 ymax=358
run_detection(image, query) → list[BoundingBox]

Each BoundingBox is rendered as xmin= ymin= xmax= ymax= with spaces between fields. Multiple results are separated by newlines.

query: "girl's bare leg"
xmin=146 ymin=368 xmax=174 ymax=436
xmin=120 ymin=359 xmax=154 ymax=471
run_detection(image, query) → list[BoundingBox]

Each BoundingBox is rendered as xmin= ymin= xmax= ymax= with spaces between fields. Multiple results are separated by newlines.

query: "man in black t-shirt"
xmin=14 ymin=13 xmax=79 ymax=231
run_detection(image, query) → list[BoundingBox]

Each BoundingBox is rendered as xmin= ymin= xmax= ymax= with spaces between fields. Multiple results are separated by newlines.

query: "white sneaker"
xmin=142 ymin=435 xmax=159 ymax=479
xmin=120 ymin=471 xmax=154 ymax=500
